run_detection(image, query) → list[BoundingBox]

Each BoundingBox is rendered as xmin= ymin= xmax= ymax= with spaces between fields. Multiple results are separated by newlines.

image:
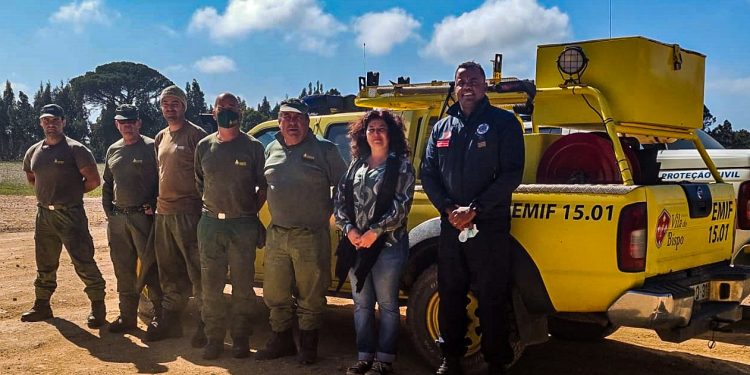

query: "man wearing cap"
xmin=257 ymin=98 xmax=347 ymax=364
xmin=194 ymin=93 xmax=266 ymax=360
xmin=147 ymin=85 xmax=208 ymax=346
xmin=102 ymin=104 xmax=163 ymax=333
xmin=21 ymin=104 xmax=107 ymax=328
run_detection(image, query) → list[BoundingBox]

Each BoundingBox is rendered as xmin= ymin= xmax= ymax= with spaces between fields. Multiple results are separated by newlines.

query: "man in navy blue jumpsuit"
xmin=421 ymin=62 xmax=525 ymax=375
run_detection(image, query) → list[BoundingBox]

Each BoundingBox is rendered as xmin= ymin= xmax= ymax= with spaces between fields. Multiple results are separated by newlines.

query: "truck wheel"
xmin=547 ymin=316 xmax=618 ymax=341
xmin=406 ymin=264 xmax=524 ymax=374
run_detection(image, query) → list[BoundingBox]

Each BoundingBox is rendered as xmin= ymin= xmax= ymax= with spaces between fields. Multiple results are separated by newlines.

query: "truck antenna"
xmin=609 ymin=0 xmax=612 ymax=38
xmin=363 ymin=43 xmax=367 ymax=77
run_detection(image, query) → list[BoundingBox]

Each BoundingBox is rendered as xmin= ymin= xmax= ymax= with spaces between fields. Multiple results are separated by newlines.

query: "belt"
xmin=38 ymin=203 xmax=82 ymax=211
xmin=113 ymin=206 xmax=146 ymax=214
xmin=202 ymin=210 xmax=255 ymax=220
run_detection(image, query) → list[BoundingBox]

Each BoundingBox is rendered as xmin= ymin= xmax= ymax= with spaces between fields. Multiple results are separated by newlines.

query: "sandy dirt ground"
xmin=1 ymin=196 xmax=750 ymax=374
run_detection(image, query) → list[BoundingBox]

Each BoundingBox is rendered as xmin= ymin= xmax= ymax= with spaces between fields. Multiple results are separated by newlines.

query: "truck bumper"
xmin=607 ymin=263 xmax=750 ymax=342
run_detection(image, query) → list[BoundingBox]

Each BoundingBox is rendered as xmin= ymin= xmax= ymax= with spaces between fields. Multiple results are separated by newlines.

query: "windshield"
xmin=666 ymin=130 xmax=725 ymax=150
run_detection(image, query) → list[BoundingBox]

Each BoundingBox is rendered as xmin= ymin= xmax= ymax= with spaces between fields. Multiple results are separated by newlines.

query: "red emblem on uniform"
xmin=655 ymin=209 xmax=671 ymax=248
xmin=436 ymin=130 xmax=451 ymax=148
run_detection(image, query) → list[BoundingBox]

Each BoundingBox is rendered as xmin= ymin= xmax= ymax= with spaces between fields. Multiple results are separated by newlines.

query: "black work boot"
xmin=202 ymin=338 xmax=224 ymax=360
xmin=145 ymin=308 xmax=183 ymax=342
xmin=487 ymin=361 xmax=507 ymax=375
xmin=108 ymin=315 xmax=137 ymax=333
xmin=297 ymin=329 xmax=319 ymax=365
xmin=87 ymin=300 xmax=107 ymax=328
xmin=231 ymin=336 xmax=250 ymax=359
xmin=191 ymin=319 xmax=208 ymax=348
xmin=436 ymin=357 xmax=463 ymax=375
xmin=255 ymin=329 xmax=297 ymax=360
xmin=20 ymin=299 xmax=53 ymax=322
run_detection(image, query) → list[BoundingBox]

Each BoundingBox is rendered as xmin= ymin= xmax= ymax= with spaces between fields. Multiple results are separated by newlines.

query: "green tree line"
xmin=0 ymin=62 xmax=340 ymax=161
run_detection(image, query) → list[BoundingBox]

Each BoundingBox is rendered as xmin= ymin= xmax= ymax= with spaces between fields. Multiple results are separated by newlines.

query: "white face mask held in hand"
xmin=458 ymin=224 xmax=479 ymax=243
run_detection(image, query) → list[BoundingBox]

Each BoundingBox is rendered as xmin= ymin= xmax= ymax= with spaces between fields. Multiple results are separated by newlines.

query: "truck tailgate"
xmin=644 ymin=183 xmax=735 ymax=277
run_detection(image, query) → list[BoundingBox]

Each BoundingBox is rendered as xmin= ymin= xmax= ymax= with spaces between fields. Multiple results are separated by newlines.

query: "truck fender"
xmin=403 ymin=217 xmax=555 ymax=318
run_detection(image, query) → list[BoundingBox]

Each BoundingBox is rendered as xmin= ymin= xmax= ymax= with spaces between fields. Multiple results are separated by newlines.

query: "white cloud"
xmin=421 ymin=0 xmax=570 ymax=76
xmin=188 ymin=0 xmax=345 ymax=55
xmin=49 ymin=0 xmax=115 ymax=33
xmin=706 ymin=76 xmax=750 ymax=95
xmin=353 ymin=8 xmax=420 ymax=56
xmin=158 ymin=25 xmax=180 ymax=37
xmin=162 ymin=64 xmax=187 ymax=74
xmin=193 ymin=56 xmax=237 ymax=74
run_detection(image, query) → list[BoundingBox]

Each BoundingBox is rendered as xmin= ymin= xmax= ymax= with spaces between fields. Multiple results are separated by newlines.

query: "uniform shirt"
xmin=264 ymin=131 xmax=347 ymax=229
xmin=102 ymin=135 xmax=158 ymax=215
xmin=421 ymin=97 xmax=525 ymax=221
xmin=154 ymin=121 xmax=207 ymax=215
xmin=334 ymin=155 xmax=416 ymax=247
xmin=195 ymin=132 xmax=267 ymax=217
xmin=23 ymin=136 xmax=97 ymax=206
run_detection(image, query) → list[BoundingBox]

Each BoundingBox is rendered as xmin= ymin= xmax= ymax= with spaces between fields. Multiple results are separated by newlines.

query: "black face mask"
xmin=216 ymin=110 xmax=240 ymax=128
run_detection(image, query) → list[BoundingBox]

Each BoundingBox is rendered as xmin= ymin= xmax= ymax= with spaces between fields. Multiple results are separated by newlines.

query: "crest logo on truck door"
xmin=656 ymin=209 xmax=671 ymax=248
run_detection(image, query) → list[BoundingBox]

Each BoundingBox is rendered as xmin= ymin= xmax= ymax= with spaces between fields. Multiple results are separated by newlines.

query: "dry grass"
xmin=0 ymin=161 xmax=104 ymax=197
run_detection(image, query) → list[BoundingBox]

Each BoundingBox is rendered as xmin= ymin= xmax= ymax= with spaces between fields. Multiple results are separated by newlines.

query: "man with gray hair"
xmin=146 ymin=85 xmax=208 ymax=347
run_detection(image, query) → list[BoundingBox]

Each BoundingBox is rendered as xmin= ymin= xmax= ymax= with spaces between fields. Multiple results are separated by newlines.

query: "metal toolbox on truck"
xmin=534 ymin=36 xmax=705 ymax=131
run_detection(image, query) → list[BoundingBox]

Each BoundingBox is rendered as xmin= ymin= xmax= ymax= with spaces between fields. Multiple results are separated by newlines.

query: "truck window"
xmin=255 ymin=127 xmax=279 ymax=149
xmin=666 ymin=129 xmax=725 ymax=150
xmin=324 ymin=122 xmax=352 ymax=165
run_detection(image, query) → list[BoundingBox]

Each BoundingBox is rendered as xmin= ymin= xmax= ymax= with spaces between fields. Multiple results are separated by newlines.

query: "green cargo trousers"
xmin=107 ymin=211 xmax=162 ymax=317
xmin=198 ymin=215 xmax=259 ymax=340
xmin=154 ymin=214 xmax=202 ymax=312
xmin=263 ymin=224 xmax=331 ymax=332
xmin=33 ymin=205 xmax=106 ymax=301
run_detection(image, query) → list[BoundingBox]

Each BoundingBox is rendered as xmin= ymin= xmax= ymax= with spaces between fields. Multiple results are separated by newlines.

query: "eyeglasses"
xmin=366 ymin=127 xmax=387 ymax=134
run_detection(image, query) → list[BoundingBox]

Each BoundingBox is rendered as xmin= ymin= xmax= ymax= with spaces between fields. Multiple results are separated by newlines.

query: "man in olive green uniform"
xmin=194 ymin=93 xmax=267 ymax=360
xmin=20 ymin=104 xmax=107 ymax=328
xmin=147 ymin=86 xmax=208 ymax=346
xmin=102 ymin=104 xmax=163 ymax=333
xmin=257 ymin=98 xmax=347 ymax=364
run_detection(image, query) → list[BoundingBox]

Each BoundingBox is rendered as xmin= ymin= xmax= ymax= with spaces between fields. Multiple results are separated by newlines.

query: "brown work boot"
xmin=20 ymin=299 xmax=53 ymax=322
xmin=87 ymin=300 xmax=107 ymax=328
xmin=255 ymin=329 xmax=297 ymax=360
xmin=297 ymin=329 xmax=319 ymax=365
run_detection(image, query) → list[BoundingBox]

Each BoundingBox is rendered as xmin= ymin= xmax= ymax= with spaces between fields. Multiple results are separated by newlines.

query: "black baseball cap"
xmin=39 ymin=104 xmax=64 ymax=119
xmin=115 ymin=104 xmax=139 ymax=120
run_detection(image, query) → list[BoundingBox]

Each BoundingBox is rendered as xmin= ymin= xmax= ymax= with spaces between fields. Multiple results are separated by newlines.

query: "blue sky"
xmin=1 ymin=0 xmax=749 ymax=128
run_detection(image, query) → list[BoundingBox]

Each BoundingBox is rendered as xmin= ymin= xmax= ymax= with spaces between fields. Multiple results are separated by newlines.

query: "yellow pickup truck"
xmin=248 ymin=36 xmax=750 ymax=373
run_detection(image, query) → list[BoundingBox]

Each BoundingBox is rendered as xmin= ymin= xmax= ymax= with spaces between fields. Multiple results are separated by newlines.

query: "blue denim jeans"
xmin=348 ymin=235 xmax=408 ymax=363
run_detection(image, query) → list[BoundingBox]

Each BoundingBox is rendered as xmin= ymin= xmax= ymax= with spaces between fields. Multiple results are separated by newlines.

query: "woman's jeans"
xmin=348 ymin=237 xmax=408 ymax=363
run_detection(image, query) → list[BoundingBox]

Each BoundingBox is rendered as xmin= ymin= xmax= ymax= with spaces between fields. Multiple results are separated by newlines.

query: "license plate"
xmin=690 ymin=282 xmax=709 ymax=302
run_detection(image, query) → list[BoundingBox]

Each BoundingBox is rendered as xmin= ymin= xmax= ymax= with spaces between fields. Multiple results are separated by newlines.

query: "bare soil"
xmin=1 ymin=195 xmax=749 ymax=374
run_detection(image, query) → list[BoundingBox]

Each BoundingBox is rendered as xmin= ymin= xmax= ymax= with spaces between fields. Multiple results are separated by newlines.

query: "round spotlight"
xmin=557 ymin=46 xmax=588 ymax=76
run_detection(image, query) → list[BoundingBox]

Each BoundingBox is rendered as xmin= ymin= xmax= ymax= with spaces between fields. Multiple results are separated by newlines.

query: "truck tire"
xmin=547 ymin=315 xmax=618 ymax=341
xmin=406 ymin=264 xmax=524 ymax=374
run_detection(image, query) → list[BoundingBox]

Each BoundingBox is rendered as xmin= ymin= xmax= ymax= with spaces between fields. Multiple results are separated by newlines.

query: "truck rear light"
xmin=738 ymin=181 xmax=750 ymax=230
xmin=618 ymin=202 xmax=647 ymax=272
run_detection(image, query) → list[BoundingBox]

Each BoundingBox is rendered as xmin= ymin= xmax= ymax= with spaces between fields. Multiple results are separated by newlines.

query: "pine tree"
xmin=3 ymin=82 xmax=17 ymax=160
